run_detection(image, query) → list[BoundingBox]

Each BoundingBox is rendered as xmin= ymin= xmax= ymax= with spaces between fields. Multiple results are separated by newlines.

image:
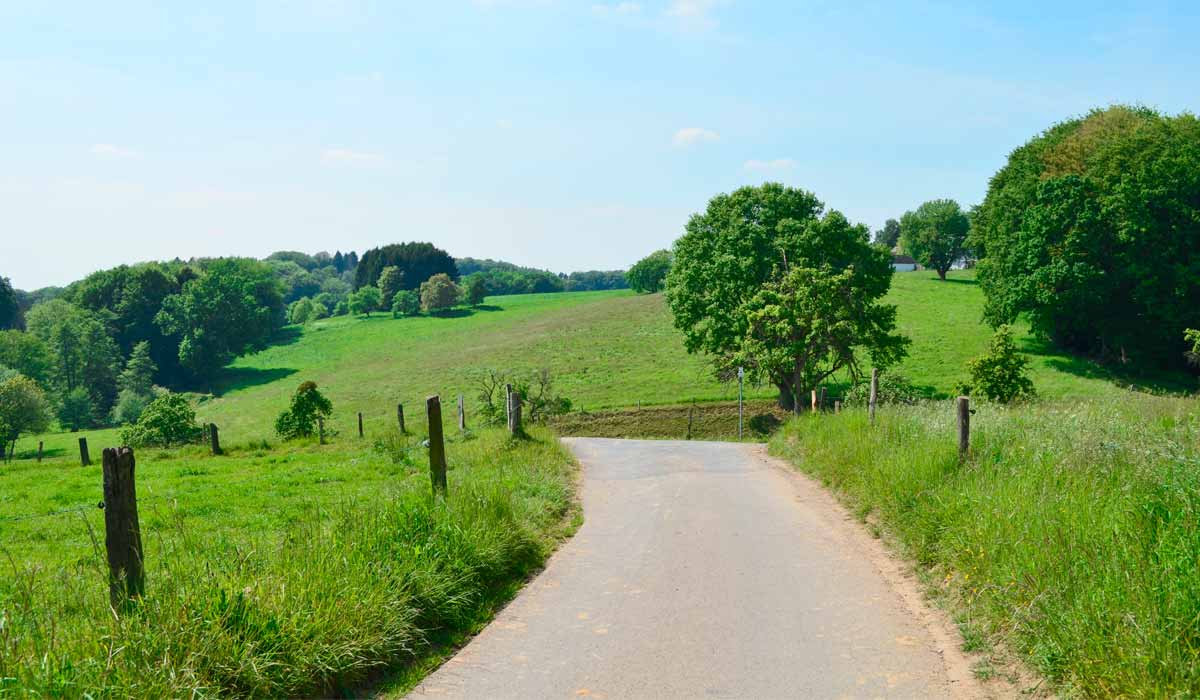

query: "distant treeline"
xmin=456 ymin=258 xmax=627 ymax=295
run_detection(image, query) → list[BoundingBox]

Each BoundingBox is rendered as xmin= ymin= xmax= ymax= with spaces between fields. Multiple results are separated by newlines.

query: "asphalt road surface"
xmin=410 ymin=438 xmax=982 ymax=699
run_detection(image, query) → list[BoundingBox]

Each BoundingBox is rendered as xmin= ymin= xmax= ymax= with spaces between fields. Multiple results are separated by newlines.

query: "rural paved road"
xmin=410 ymin=438 xmax=984 ymax=699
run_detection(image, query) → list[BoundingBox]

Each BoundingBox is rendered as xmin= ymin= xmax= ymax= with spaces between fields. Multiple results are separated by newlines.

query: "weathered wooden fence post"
xmin=811 ymin=390 xmax=818 ymax=413
xmin=957 ymin=396 xmax=970 ymax=462
xmin=869 ymin=368 xmax=879 ymax=424
xmin=317 ymin=417 xmax=325 ymax=445
xmin=687 ymin=400 xmax=695 ymax=440
xmin=427 ymin=396 xmax=448 ymax=497
xmin=209 ymin=423 xmax=221 ymax=455
xmin=818 ymin=387 xmax=827 ymax=412
xmin=457 ymin=393 xmax=466 ymax=431
xmin=834 ymin=400 xmax=841 ymax=414
xmin=510 ymin=392 xmax=523 ymax=435
xmin=37 ymin=441 xmax=43 ymax=463
xmin=397 ymin=403 xmax=406 ymax=434
xmin=358 ymin=412 xmax=364 ymax=438
xmin=102 ymin=447 xmax=144 ymax=610
xmin=79 ymin=437 xmax=90 ymax=466
xmin=505 ymin=383 xmax=514 ymax=433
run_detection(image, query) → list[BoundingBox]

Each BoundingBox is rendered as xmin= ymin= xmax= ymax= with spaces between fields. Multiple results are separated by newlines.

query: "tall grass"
xmin=0 ymin=427 xmax=576 ymax=697
xmin=770 ymin=395 xmax=1200 ymax=697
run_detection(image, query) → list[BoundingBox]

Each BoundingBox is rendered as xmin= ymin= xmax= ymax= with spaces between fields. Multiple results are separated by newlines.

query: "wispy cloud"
xmin=321 ymin=148 xmax=385 ymax=164
xmin=743 ymin=158 xmax=796 ymax=172
xmin=89 ymin=143 xmax=138 ymax=159
xmin=672 ymin=127 xmax=720 ymax=147
xmin=664 ymin=0 xmax=719 ymax=31
xmin=592 ymin=2 xmax=642 ymax=16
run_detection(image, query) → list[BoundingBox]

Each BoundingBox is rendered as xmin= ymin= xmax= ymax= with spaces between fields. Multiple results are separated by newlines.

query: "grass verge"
xmin=769 ymin=395 xmax=1200 ymax=697
xmin=0 ymin=426 xmax=578 ymax=697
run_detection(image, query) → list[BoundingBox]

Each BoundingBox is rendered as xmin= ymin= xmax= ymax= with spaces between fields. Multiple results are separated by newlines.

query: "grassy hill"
xmin=16 ymin=269 xmax=1194 ymax=459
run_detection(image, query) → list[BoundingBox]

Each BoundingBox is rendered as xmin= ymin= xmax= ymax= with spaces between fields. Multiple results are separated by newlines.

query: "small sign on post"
xmin=957 ymin=396 xmax=970 ymax=462
xmin=427 ymin=396 xmax=448 ymax=497
xmin=102 ymin=447 xmax=144 ymax=611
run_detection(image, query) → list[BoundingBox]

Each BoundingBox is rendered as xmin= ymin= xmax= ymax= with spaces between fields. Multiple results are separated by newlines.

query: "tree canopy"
xmin=627 ymin=249 xmax=672 ymax=293
xmin=355 ymin=242 xmax=457 ymax=291
xmin=420 ymin=273 xmax=461 ymax=313
xmin=899 ymin=200 xmax=969 ymax=280
xmin=973 ymin=105 xmax=1200 ymax=369
xmin=0 ymin=277 xmax=19 ymax=330
xmin=0 ymin=374 xmax=52 ymax=460
xmin=873 ymin=219 xmax=900 ymax=249
xmin=666 ymin=183 xmax=905 ymax=408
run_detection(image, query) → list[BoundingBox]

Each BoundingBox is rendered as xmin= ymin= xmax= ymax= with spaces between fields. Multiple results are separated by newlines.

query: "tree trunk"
xmin=937 ymin=268 xmax=947 ymax=280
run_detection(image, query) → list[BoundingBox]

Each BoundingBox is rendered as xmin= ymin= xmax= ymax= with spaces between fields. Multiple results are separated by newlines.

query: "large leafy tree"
xmin=25 ymin=299 xmax=121 ymax=413
xmin=354 ymin=242 xmax=457 ymax=291
xmin=0 ymin=374 xmax=52 ymax=460
xmin=348 ymin=286 xmax=383 ymax=317
xmin=155 ymin=258 xmax=285 ymax=385
xmin=377 ymin=266 xmax=406 ymax=302
xmin=420 ymin=273 xmax=461 ymax=313
xmin=0 ymin=330 xmax=52 ymax=388
xmin=899 ymin=200 xmax=969 ymax=280
xmin=973 ymin=105 xmax=1200 ymax=369
xmin=626 ymin=249 xmax=672 ymax=293
xmin=666 ymin=183 xmax=905 ymax=409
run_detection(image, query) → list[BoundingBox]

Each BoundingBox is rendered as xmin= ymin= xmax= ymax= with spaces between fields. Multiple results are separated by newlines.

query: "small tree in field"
xmin=961 ymin=325 xmax=1035 ymax=403
xmin=899 ymin=199 xmax=969 ymax=280
xmin=377 ymin=266 xmax=405 ymax=302
xmin=0 ymin=374 xmax=52 ymax=461
xmin=275 ymin=381 xmax=333 ymax=440
xmin=420 ymin=273 xmax=461 ymax=314
xmin=392 ymin=290 xmax=420 ymax=318
xmin=349 ymin=286 xmax=383 ymax=317
xmin=465 ymin=276 xmax=488 ymax=307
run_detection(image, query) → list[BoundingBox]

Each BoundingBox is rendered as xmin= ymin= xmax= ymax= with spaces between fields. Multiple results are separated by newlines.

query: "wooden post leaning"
xmin=79 ymin=437 xmax=90 ymax=466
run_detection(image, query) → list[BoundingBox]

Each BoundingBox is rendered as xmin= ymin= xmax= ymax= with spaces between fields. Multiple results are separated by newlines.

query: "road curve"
xmin=410 ymin=438 xmax=982 ymax=699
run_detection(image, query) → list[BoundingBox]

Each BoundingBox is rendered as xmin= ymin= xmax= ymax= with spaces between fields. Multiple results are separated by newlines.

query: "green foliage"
xmin=0 ymin=276 xmax=19 ymax=330
xmin=0 ymin=374 xmax=51 ymax=457
xmin=626 ymin=249 xmax=672 ymax=293
xmin=118 ymin=341 xmax=157 ymax=396
xmin=155 ymin=258 xmax=286 ymax=384
xmin=354 ymin=242 xmax=457 ymax=291
xmin=962 ymin=325 xmax=1034 ymax=403
xmin=899 ymin=199 xmax=969 ymax=280
xmin=56 ymin=386 xmax=97 ymax=431
xmin=1186 ymin=329 xmax=1200 ymax=367
xmin=288 ymin=297 xmax=316 ymax=324
xmin=843 ymin=372 xmax=927 ymax=406
xmin=377 ymin=265 xmax=405 ymax=302
xmin=348 ymin=286 xmax=383 ymax=317
xmin=0 ymin=330 xmax=52 ymax=387
xmin=873 ymin=218 xmax=900 ymax=249
xmin=333 ymin=301 xmax=348 ymax=316
xmin=419 ymin=273 xmax=461 ymax=313
xmin=770 ymin=395 xmax=1200 ymax=696
xmin=274 ymin=381 xmax=333 ymax=440
xmin=973 ymin=105 xmax=1200 ymax=369
xmin=464 ymin=275 xmax=488 ymax=306
xmin=456 ymin=258 xmax=566 ymax=295
xmin=735 ymin=265 xmax=908 ymax=409
xmin=667 ymin=183 xmax=903 ymax=408
xmin=120 ymin=392 xmax=203 ymax=447
xmin=391 ymin=290 xmax=420 ymax=318
xmin=111 ymin=387 xmax=155 ymax=425
xmin=475 ymin=368 xmax=572 ymax=426
xmin=25 ymin=299 xmax=121 ymax=413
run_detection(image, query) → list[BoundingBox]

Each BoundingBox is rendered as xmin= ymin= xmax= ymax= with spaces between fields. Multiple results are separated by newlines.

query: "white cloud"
xmin=321 ymin=148 xmax=385 ymax=164
xmin=672 ymin=127 xmax=720 ymax=147
xmin=743 ymin=158 xmax=797 ymax=172
xmin=664 ymin=0 xmax=718 ymax=30
xmin=89 ymin=143 xmax=138 ymax=159
xmin=592 ymin=2 xmax=642 ymax=16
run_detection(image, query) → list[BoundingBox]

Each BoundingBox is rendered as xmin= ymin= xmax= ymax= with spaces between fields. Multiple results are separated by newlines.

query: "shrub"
xmin=120 ymin=392 xmax=203 ymax=447
xmin=391 ymin=290 xmax=420 ymax=318
xmin=961 ymin=325 xmax=1035 ymax=403
xmin=475 ymin=368 xmax=572 ymax=426
xmin=0 ymin=373 xmax=52 ymax=459
xmin=111 ymin=387 xmax=155 ymax=425
xmin=420 ymin=273 xmax=461 ymax=313
xmin=844 ymin=372 xmax=927 ymax=406
xmin=275 ymin=381 xmax=333 ymax=440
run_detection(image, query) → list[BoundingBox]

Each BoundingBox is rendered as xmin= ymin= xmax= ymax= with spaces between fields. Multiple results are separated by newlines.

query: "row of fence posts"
xmin=93 ymin=388 xmax=524 ymax=611
xmin=807 ymin=367 xmax=970 ymax=461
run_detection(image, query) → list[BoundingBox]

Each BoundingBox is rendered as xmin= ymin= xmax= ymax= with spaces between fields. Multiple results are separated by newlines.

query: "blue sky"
xmin=2 ymin=1 xmax=1197 ymax=290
